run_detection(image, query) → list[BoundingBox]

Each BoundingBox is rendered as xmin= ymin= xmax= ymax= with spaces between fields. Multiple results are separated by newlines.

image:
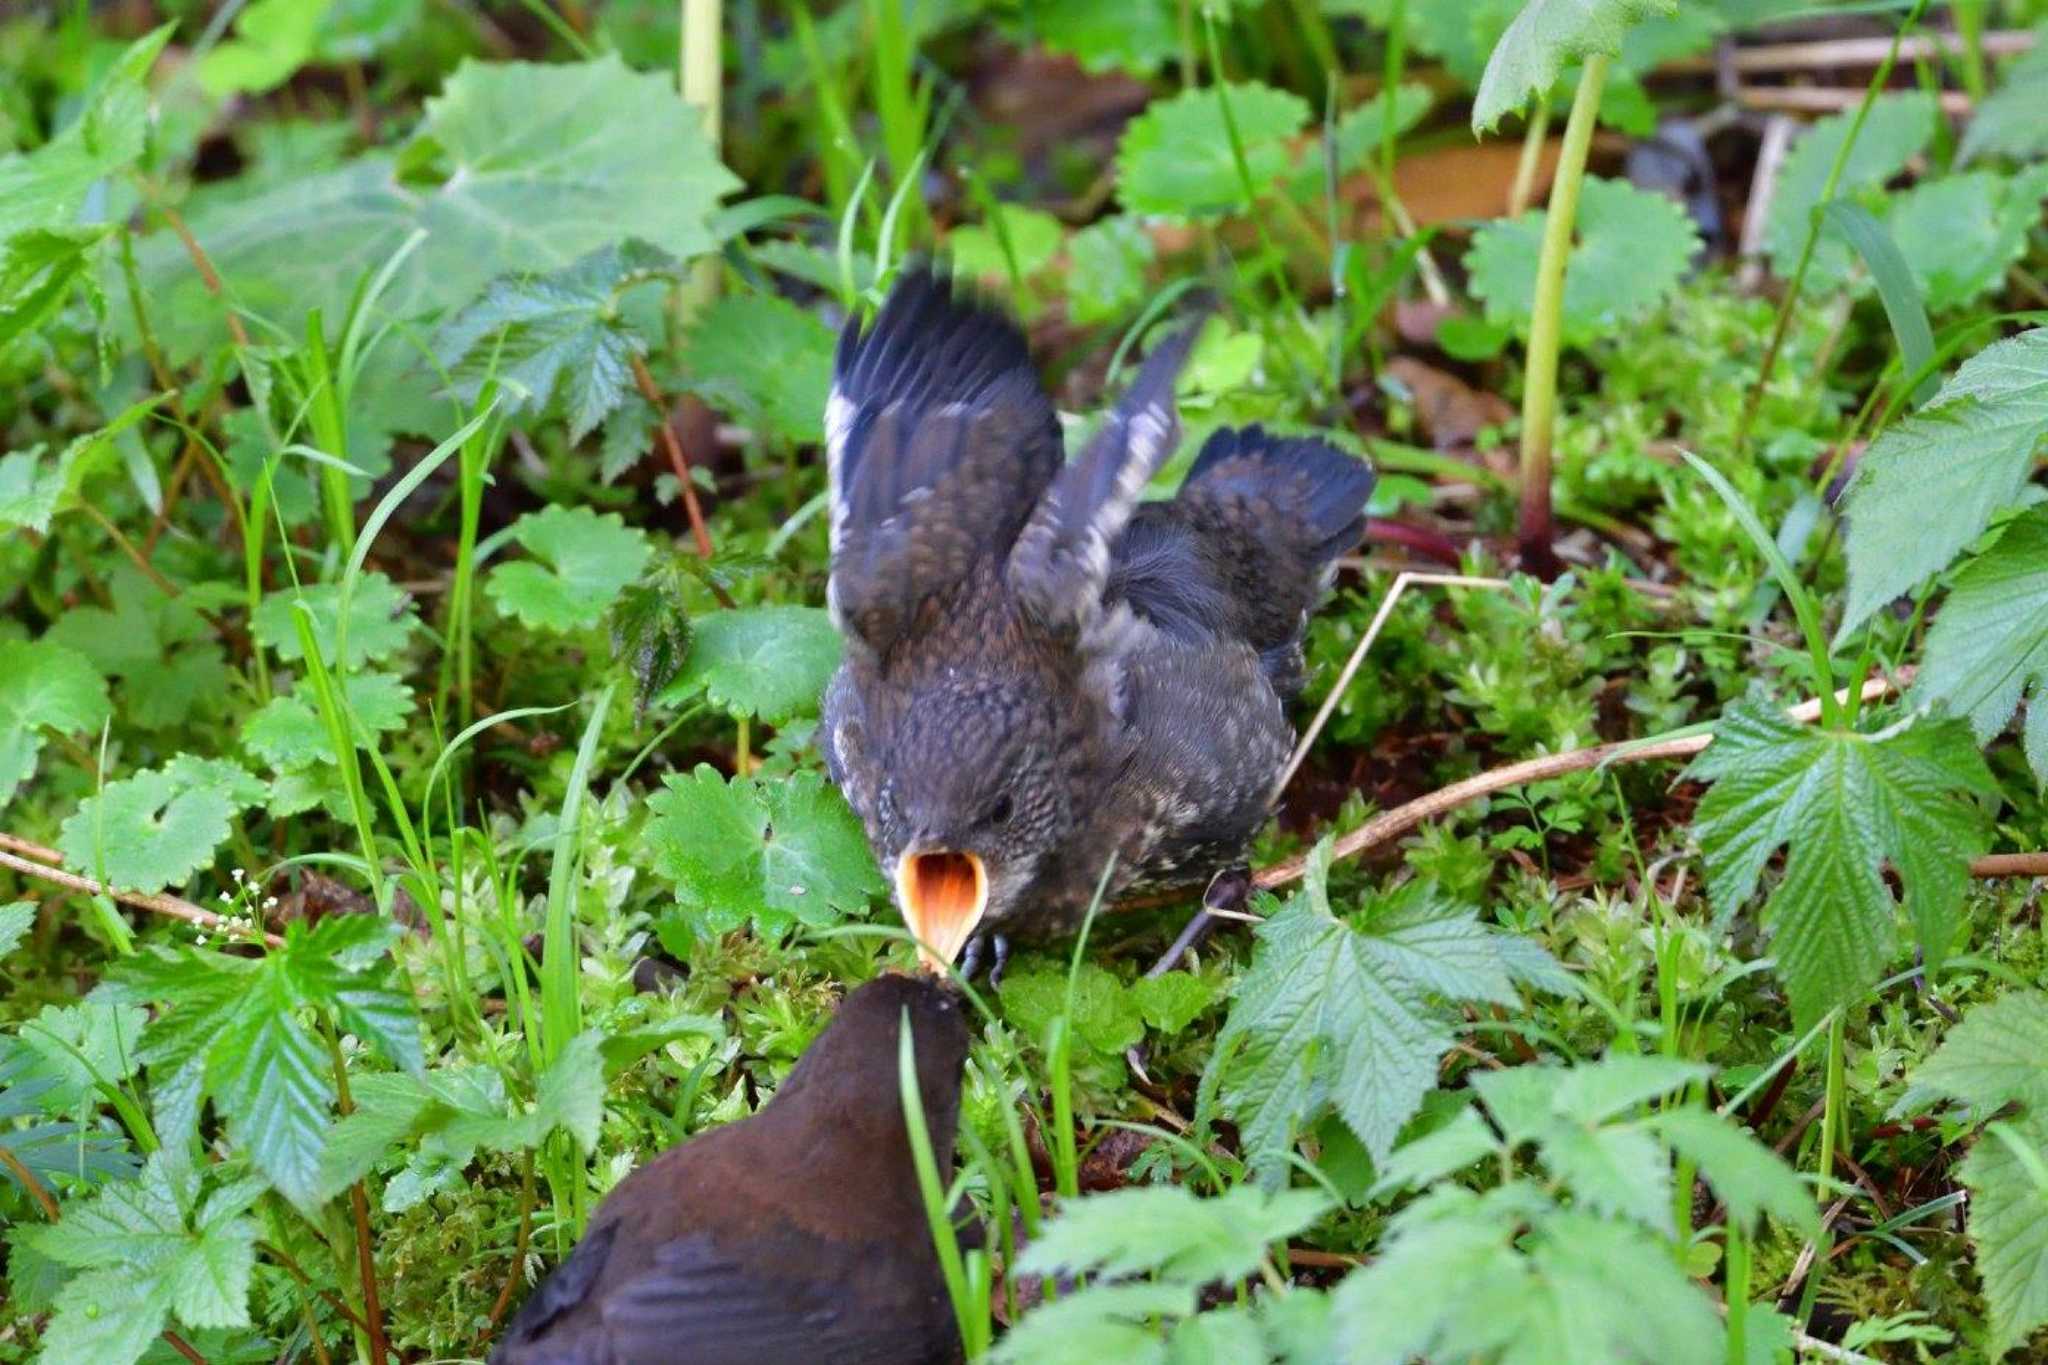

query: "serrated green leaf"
xmin=0 ymin=27 xmax=172 ymax=240
xmin=0 ymin=639 xmax=109 ymax=809
xmin=205 ymin=970 xmax=334 ymax=1211
xmin=486 ymin=504 xmax=652 ymax=632
xmin=1371 ymin=1106 xmax=1503 ymax=1195
xmin=1536 ymin=1122 xmax=1673 ymax=1233
xmin=681 ymin=292 xmax=835 ymax=444
xmin=1130 ymin=971 xmax=1216 ymax=1036
xmin=15 ymin=999 xmax=146 ymax=1110
xmin=32 ymin=1268 xmax=170 ymax=1365
xmin=1884 ymin=171 xmax=2039 ymax=313
xmin=282 ymin=917 xmax=423 ymax=1075
xmin=1917 ymin=507 xmax=2048 ymax=782
xmin=1545 ymin=1054 xmax=1709 ymax=1124
xmin=1204 ymin=845 xmax=1562 ymax=1169
xmin=664 ymin=604 xmax=840 ymax=723
xmin=1686 ymin=702 xmax=1997 ymax=1027
xmin=0 ymin=396 xmax=165 ymax=537
xmin=1017 ymin=1184 xmax=1329 ymax=1285
xmin=1840 ymin=328 xmax=2048 ymax=635
xmin=0 ymin=901 xmax=33 ymax=957
xmin=1410 ymin=0 xmax=1524 ymax=87
xmin=1959 ymin=1111 xmax=2048 ymax=1358
xmin=990 ymin=1281 xmax=1182 ymax=1365
xmin=1116 ymin=82 xmax=1310 ymax=219
xmin=1913 ymin=991 xmax=2048 ymax=1117
xmin=534 ymin=1031 xmax=607 ymax=1152
xmin=57 ymin=759 xmax=263 ymax=895
xmin=1652 ymin=1108 xmax=1816 ymax=1236
xmin=1000 ymin=961 xmax=1145 ymax=1062
xmin=0 ymin=225 xmax=112 ymax=354
xmin=251 ymin=571 xmax=421 ymax=668
xmin=1465 ymin=177 xmax=1698 ymax=345
xmin=645 ymin=765 xmax=882 ymax=937
xmin=1471 ymin=0 xmax=1676 ymax=133
xmin=1960 ymin=30 xmax=2048 ymax=165
xmin=134 ymin=55 xmax=739 ymax=363
xmin=1765 ymin=94 xmax=1937 ymax=290
xmin=435 ymin=240 xmax=675 ymax=440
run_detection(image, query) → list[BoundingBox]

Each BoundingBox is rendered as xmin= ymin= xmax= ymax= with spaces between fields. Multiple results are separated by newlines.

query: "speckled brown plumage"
xmin=821 ymin=270 xmax=1376 ymax=961
xmin=490 ymin=974 xmax=970 ymax=1365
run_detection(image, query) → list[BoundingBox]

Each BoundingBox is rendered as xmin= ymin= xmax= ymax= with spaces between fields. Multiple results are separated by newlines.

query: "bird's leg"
xmin=958 ymin=932 xmax=1011 ymax=989
xmin=1144 ymin=866 xmax=1252 ymax=979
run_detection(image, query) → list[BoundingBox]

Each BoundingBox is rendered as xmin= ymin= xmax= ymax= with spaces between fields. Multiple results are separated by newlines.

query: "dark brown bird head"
xmin=781 ymin=970 xmax=973 ymax=1145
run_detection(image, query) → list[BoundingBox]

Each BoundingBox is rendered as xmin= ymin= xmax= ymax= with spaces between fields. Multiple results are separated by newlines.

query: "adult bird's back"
xmin=821 ymin=268 xmax=1376 ymax=974
xmin=490 ymin=973 xmax=971 ymax=1365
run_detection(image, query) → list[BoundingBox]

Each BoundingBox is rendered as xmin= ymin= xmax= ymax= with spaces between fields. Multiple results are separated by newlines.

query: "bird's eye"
xmin=986 ymin=793 xmax=1014 ymax=826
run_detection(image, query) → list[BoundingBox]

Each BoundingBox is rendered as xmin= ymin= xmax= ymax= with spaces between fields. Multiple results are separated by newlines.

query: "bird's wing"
xmin=489 ymin=1219 xmax=619 ymax=1365
xmin=827 ymin=268 xmax=1062 ymax=657
xmin=597 ymin=1234 xmax=939 ymax=1365
xmin=1151 ymin=426 xmax=1375 ymax=696
xmin=1005 ymin=324 xmax=1198 ymax=648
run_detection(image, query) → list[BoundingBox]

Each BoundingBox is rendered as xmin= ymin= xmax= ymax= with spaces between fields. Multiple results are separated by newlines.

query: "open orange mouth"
xmin=895 ymin=849 xmax=987 ymax=972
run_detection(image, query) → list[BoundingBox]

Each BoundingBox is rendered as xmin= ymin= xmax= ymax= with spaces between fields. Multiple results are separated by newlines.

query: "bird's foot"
xmin=958 ymin=932 xmax=1011 ymax=989
xmin=1143 ymin=866 xmax=1253 ymax=979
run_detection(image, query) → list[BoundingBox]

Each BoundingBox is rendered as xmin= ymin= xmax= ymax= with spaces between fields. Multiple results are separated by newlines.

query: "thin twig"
xmin=157 ymin=201 xmax=250 ymax=351
xmin=480 ymin=1154 xmax=538 ymax=1346
xmin=0 ymin=846 xmax=284 ymax=948
xmin=629 ymin=354 xmax=716 ymax=561
xmin=1276 ymin=573 xmax=1511 ymax=795
xmin=1666 ymin=28 xmax=2032 ymax=73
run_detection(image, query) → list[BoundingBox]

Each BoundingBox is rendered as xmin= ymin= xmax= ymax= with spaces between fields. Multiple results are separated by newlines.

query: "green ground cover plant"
xmin=3 ymin=0 xmax=2048 ymax=1360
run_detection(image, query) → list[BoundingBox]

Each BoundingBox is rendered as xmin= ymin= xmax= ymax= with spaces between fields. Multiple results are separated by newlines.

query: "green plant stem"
xmin=1515 ymin=52 xmax=1608 ymax=576
xmin=441 ymin=393 xmax=500 ymax=736
xmin=1736 ymin=0 xmax=1930 ymax=455
xmin=1816 ymin=1010 xmax=1845 ymax=1201
xmin=1725 ymin=1223 xmax=1751 ymax=1365
xmin=325 ymin=1027 xmax=389 ymax=1365
xmin=1508 ymin=99 xmax=1551 ymax=215
xmin=678 ymin=0 xmax=722 ymax=310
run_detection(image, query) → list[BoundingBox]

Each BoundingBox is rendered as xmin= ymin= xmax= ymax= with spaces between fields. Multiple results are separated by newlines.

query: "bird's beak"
xmin=895 ymin=849 xmax=986 ymax=972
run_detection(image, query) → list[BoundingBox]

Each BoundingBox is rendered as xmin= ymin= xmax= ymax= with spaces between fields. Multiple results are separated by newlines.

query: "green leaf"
xmin=1884 ymin=171 xmax=2040 ymax=313
xmin=1917 ymin=506 xmax=2048 ymax=782
xmin=1203 ymin=846 xmax=1562 ymax=1168
xmin=1018 ymin=1184 xmax=1329 ymax=1286
xmin=435 ymin=240 xmax=676 ymax=440
xmin=134 ymin=54 xmax=741 ymax=362
xmin=205 ymin=969 xmax=334 ymax=1212
xmin=1065 ymin=215 xmax=1155 ymax=326
xmin=1116 ymin=82 xmax=1310 ymax=219
xmin=1820 ymin=201 xmax=1934 ymax=394
xmin=1534 ymin=1122 xmax=1672 ymax=1233
xmin=32 ymin=1269 xmax=170 ymax=1365
xmin=1000 ymin=961 xmax=1145 ymax=1062
xmin=1325 ymin=84 xmax=1436 ymax=178
xmin=1960 ymin=30 xmax=2048 ymax=164
xmin=283 ymin=917 xmax=424 ymax=1076
xmin=1652 ymin=1108 xmax=1816 ymax=1236
xmin=662 ymin=604 xmax=840 ymax=723
xmin=486 ymin=504 xmax=652 ymax=633
xmin=0 ymin=901 xmax=32 ymax=957
xmin=1017 ymin=0 xmax=1179 ymax=76
xmin=57 ymin=758 xmax=265 ymax=894
xmin=197 ymin=0 xmax=325 ymax=96
xmin=681 ymin=292 xmax=835 ymax=444
xmin=1960 ymin=1112 xmax=2048 ymax=1358
xmin=0 ymin=27 xmax=172 ymax=239
xmin=645 ymin=766 xmax=883 ymax=938
xmin=1840 ymin=328 xmax=2048 ymax=635
xmin=1542 ymin=1054 xmax=1709 ymax=1125
xmin=1130 ymin=972 xmax=1217 ymax=1036
xmin=1912 ymin=991 xmax=2048 ymax=1118
xmin=0 ymin=639 xmax=110 ymax=809
xmin=1464 ymin=177 xmax=1698 ymax=345
xmin=949 ymin=203 xmax=1064 ymax=285
xmin=0 ymin=394 xmax=167 ymax=536
xmin=1765 ymin=93 xmax=1937 ymax=290
xmin=251 ymin=571 xmax=421 ymax=668
xmin=1686 ymin=701 xmax=1997 ymax=1026
xmin=991 ymin=1282 xmax=1183 ymax=1365
xmin=15 ymin=998 xmax=147 ymax=1109
xmin=1471 ymin=0 xmax=1676 ymax=133
xmin=0 ymin=225 xmax=112 ymax=355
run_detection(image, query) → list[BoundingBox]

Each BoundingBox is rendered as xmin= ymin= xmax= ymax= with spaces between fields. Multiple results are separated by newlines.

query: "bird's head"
xmin=863 ymin=672 xmax=1076 ymax=971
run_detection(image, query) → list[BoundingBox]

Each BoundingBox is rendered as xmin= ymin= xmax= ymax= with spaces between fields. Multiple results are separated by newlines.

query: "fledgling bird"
xmin=490 ymin=973 xmax=971 ymax=1365
xmin=821 ymin=270 xmax=1376 ymax=973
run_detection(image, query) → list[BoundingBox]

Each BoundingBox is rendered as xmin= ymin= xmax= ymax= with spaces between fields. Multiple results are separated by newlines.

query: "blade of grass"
xmin=1819 ymin=201 xmax=1936 ymax=403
